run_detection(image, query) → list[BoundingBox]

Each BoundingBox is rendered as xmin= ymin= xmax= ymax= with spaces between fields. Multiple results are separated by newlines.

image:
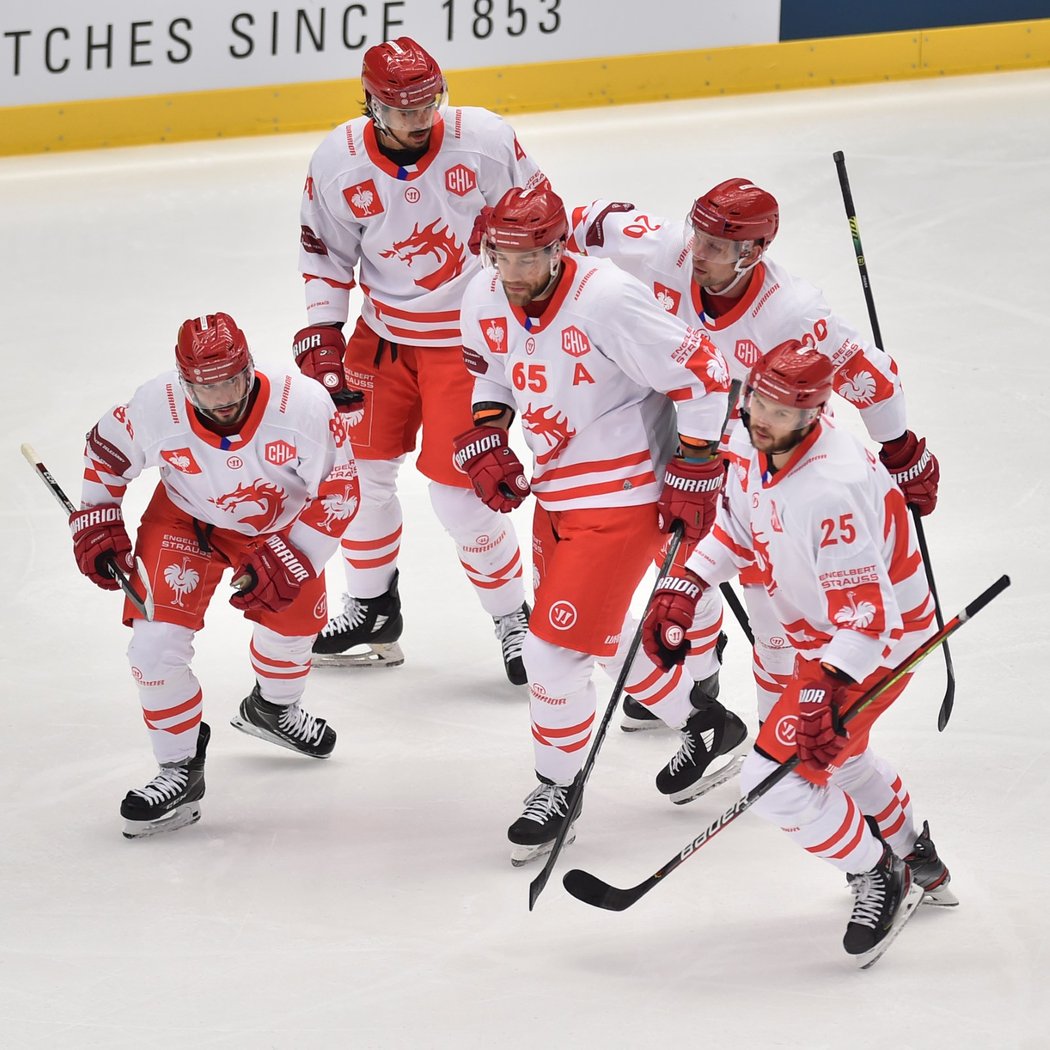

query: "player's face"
xmin=186 ymin=370 xmax=251 ymax=427
xmin=745 ymin=391 xmax=816 ymax=455
xmin=372 ymin=98 xmax=442 ymax=149
xmin=491 ymin=246 xmax=559 ymax=306
xmin=690 ymin=231 xmax=747 ymax=292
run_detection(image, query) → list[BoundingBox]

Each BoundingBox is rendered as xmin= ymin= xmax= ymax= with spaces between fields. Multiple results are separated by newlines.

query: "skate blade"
xmin=620 ymin=715 xmax=670 ymax=733
xmin=122 ymin=802 xmax=201 ymax=839
xmin=669 ymin=737 xmax=753 ymax=805
xmin=311 ymin=642 xmax=404 ymax=669
xmin=510 ymin=826 xmax=577 ymax=867
xmin=229 ymin=716 xmax=332 ymax=759
xmin=920 ymin=884 xmax=959 ymax=907
xmin=855 ymin=881 xmax=925 ymax=970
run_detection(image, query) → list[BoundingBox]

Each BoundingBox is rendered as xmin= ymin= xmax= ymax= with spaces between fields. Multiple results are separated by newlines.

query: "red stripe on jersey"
xmin=142 ymin=690 xmax=203 ymax=724
xmin=304 ymin=273 xmax=357 ymax=291
xmin=534 ymin=449 xmax=649 ymax=483
xmin=534 ymin=471 xmax=657 ymax=503
xmin=362 ymin=286 xmax=461 ymax=322
xmin=806 ymin=794 xmax=859 ymax=856
xmin=532 ymin=713 xmax=595 ymax=738
xmin=340 ymin=526 xmax=403 ymax=551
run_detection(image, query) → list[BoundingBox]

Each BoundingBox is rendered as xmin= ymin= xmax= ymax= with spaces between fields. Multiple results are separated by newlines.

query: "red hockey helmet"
xmin=361 ymin=37 xmax=446 ymax=109
xmin=175 ymin=313 xmax=254 ymax=424
xmin=747 ymin=339 xmax=834 ymax=411
xmin=485 ymin=180 xmax=569 ymax=252
xmin=690 ymin=178 xmax=779 ymax=245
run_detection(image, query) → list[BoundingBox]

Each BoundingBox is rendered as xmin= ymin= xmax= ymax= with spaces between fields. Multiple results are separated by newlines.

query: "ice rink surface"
xmin=2 ymin=69 xmax=1049 ymax=1049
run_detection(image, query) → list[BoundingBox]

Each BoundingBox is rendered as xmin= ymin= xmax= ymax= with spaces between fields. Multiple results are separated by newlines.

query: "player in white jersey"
xmin=642 ymin=340 xmax=955 ymax=967
xmin=69 ymin=313 xmax=360 ymax=838
xmin=295 ymin=37 xmax=544 ymax=682
xmin=570 ymin=178 xmax=941 ymax=733
xmin=453 ymin=181 xmax=749 ymax=865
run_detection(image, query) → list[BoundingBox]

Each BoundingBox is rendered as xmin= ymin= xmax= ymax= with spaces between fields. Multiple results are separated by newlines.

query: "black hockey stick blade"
xmin=563 ymin=574 xmax=1009 ymax=912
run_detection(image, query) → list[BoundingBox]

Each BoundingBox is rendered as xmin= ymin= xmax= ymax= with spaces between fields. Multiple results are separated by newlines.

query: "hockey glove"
xmin=793 ymin=660 xmax=851 ymax=773
xmin=657 ymin=455 xmax=725 ymax=545
xmin=879 ymin=431 xmax=939 ymax=516
xmin=70 ymin=504 xmax=134 ymax=590
xmin=468 ymin=206 xmax=495 ymax=256
xmin=452 ymin=425 xmax=530 ymax=513
xmin=293 ymin=325 xmax=362 ymax=414
xmin=641 ymin=573 xmax=704 ymax=671
xmin=230 ymin=532 xmax=315 ymax=614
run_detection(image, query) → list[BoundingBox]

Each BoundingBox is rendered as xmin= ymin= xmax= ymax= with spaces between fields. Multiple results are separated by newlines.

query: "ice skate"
xmin=905 ymin=820 xmax=958 ymax=907
xmin=312 ymin=571 xmax=404 ymax=668
xmin=508 ymin=773 xmax=582 ymax=866
xmin=121 ymin=722 xmax=209 ymax=839
xmin=655 ymin=694 xmax=750 ymax=804
xmin=844 ymin=817 xmax=924 ymax=969
xmin=621 ymin=632 xmax=727 ymax=731
xmin=494 ymin=602 xmax=530 ymax=685
xmin=230 ymin=685 xmax=336 ymax=758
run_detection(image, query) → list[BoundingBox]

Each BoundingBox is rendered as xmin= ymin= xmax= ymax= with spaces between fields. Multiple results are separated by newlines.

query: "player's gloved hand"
xmin=293 ymin=325 xmax=361 ymax=413
xmin=230 ymin=532 xmax=315 ymax=614
xmin=793 ymin=660 xmax=851 ymax=773
xmin=69 ymin=504 xmax=134 ymax=590
xmin=641 ymin=573 xmax=705 ymax=671
xmin=452 ymin=425 xmax=530 ymax=513
xmin=468 ymin=206 xmax=494 ymax=256
xmin=656 ymin=455 xmax=725 ymax=544
xmin=879 ymin=431 xmax=939 ymax=516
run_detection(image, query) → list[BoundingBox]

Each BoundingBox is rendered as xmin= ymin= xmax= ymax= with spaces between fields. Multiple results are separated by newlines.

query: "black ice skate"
xmin=230 ymin=685 xmax=336 ymax=759
xmin=312 ymin=571 xmax=404 ymax=668
xmin=120 ymin=722 xmax=210 ymax=839
xmin=844 ymin=817 xmax=924 ymax=969
xmin=621 ymin=631 xmax=727 ymax=731
xmin=905 ymin=820 xmax=958 ymax=907
xmin=655 ymin=693 xmax=750 ymax=804
xmin=494 ymin=602 xmax=530 ymax=685
xmin=508 ymin=772 xmax=583 ymax=867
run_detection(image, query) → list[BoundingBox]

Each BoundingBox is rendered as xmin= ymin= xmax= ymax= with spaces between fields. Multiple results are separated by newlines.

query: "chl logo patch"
xmin=735 ymin=339 xmax=761 ymax=367
xmin=561 ymin=326 xmax=591 ymax=358
xmin=445 ymin=164 xmax=477 ymax=196
xmin=265 ymin=440 xmax=296 ymax=466
xmin=548 ymin=600 xmax=578 ymax=631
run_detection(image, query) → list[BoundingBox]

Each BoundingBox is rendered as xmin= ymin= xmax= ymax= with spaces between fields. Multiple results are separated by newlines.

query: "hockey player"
xmin=642 ymin=340 xmax=955 ymax=967
xmin=569 ymin=179 xmax=940 ymax=731
xmin=294 ymin=36 xmax=543 ymax=682
xmin=454 ymin=181 xmax=749 ymax=865
xmin=70 ymin=313 xmax=359 ymax=838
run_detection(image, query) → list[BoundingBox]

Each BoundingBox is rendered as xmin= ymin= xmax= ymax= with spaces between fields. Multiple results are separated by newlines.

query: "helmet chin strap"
xmin=705 ymin=244 xmax=764 ymax=296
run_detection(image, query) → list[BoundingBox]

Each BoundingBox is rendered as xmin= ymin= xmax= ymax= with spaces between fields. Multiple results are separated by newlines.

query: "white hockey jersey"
xmin=569 ymin=202 xmax=908 ymax=443
xmin=459 ymin=254 xmax=730 ymax=511
xmin=686 ymin=417 xmax=935 ymax=682
xmin=299 ymin=107 xmax=544 ymax=346
xmin=80 ymin=369 xmax=359 ymax=573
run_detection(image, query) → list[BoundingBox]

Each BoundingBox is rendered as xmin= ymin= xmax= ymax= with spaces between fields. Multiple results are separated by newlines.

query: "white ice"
xmin=2 ymin=70 xmax=1048 ymax=1049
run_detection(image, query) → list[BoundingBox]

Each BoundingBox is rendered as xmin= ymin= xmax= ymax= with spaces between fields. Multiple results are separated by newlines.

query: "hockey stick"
xmin=528 ymin=522 xmax=685 ymax=911
xmin=21 ymin=442 xmax=155 ymax=621
xmin=832 ymin=150 xmax=956 ymax=731
xmin=562 ymin=573 xmax=1010 ymax=912
xmin=718 ymin=580 xmax=754 ymax=646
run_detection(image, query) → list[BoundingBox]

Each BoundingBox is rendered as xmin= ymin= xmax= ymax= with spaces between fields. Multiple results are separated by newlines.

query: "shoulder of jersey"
xmin=442 ymin=106 xmax=514 ymax=151
xmin=311 ymin=115 xmax=372 ymax=176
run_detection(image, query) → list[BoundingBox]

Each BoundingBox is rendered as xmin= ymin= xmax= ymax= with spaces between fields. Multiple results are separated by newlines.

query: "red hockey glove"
xmin=879 ymin=431 xmax=939 ymax=516
xmin=293 ymin=325 xmax=361 ymax=413
xmin=656 ymin=456 xmax=725 ymax=545
xmin=793 ymin=661 xmax=851 ymax=773
xmin=230 ymin=532 xmax=315 ymax=614
xmin=468 ymin=206 xmax=494 ymax=256
xmin=70 ymin=504 xmax=134 ymax=590
xmin=452 ymin=425 xmax=530 ymax=513
xmin=641 ymin=573 xmax=705 ymax=671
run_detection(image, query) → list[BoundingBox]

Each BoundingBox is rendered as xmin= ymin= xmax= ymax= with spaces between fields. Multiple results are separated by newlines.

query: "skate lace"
xmin=278 ymin=703 xmax=326 ymax=745
xmin=320 ymin=594 xmax=367 ymax=638
xmin=521 ymin=782 xmax=569 ymax=822
xmin=847 ymin=871 xmax=887 ymax=929
xmin=130 ymin=765 xmax=189 ymax=803
xmin=494 ymin=606 xmax=529 ymax=660
xmin=668 ymin=727 xmax=716 ymax=775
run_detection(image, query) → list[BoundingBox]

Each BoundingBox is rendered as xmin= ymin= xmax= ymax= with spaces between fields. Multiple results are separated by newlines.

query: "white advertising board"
xmin=2 ymin=1 xmax=780 ymax=106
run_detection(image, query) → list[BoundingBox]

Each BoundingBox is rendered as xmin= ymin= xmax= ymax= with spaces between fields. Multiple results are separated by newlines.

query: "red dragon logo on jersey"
xmin=380 ymin=221 xmax=465 ymax=291
xmin=750 ymin=525 xmax=777 ymax=596
xmin=210 ymin=480 xmax=286 ymax=533
xmin=522 ymin=405 xmax=576 ymax=466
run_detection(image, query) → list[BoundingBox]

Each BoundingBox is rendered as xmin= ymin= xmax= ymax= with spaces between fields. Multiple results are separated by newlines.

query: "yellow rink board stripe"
xmin=2 ymin=19 xmax=1048 ymax=156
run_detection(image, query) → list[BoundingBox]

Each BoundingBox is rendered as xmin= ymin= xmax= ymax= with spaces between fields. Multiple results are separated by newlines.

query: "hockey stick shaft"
xmin=832 ymin=150 xmax=956 ymax=730
xmin=528 ymin=522 xmax=685 ymax=911
xmin=21 ymin=442 xmax=155 ymax=621
xmin=718 ymin=581 xmax=754 ymax=646
xmin=563 ymin=573 xmax=1010 ymax=911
